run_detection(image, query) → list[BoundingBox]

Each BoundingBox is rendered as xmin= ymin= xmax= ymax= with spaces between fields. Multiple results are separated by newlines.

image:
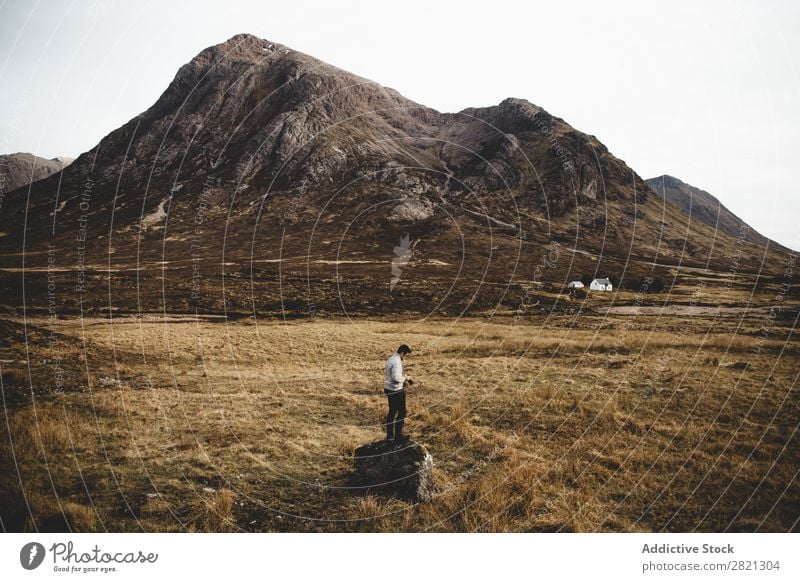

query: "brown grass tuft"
xmin=189 ymin=488 xmax=237 ymax=532
xmin=22 ymin=492 xmax=98 ymax=532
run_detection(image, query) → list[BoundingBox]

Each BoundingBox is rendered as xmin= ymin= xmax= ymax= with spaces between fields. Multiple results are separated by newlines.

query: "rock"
xmin=354 ymin=440 xmax=434 ymax=502
xmin=388 ymin=197 xmax=434 ymax=222
xmin=726 ymin=361 xmax=752 ymax=370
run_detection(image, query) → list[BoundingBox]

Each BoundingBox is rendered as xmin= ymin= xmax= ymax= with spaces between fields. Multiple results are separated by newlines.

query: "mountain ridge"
xmin=0 ymin=33 xmax=792 ymax=315
xmin=0 ymin=153 xmax=73 ymax=195
xmin=646 ymin=174 xmax=785 ymax=251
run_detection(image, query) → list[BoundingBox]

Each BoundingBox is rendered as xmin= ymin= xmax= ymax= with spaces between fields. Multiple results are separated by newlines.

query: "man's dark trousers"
xmin=385 ymin=389 xmax=406 ymax=441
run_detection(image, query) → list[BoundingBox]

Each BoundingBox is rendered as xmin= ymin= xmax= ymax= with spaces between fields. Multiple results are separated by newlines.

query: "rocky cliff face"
xmin=0 ymin=34 xmax=790 ymax=315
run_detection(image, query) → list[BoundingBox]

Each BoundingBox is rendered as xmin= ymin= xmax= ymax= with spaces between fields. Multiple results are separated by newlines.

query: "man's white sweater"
xmin=384 ymin=352 xmax=405 ymax=392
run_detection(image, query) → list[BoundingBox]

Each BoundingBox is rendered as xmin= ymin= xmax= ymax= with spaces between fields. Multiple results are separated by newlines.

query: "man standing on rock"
xmin=385 ymin=344 xmax=413 ymax=445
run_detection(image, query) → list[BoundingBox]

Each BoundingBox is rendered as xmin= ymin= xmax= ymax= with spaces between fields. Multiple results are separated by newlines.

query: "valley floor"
xmin=1 ymin=310 xmax=798 ymax=532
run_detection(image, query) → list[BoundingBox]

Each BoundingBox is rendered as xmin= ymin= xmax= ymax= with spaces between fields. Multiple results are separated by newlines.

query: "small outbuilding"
xmin=590 ymin=278 xmax=613 ymax=291
xmin=567 ymin=281 xmax=584 ymax=289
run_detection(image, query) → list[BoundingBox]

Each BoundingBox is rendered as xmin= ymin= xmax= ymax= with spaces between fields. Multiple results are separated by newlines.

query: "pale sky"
xmin=1 ymin=0 xmax=798 ymax=250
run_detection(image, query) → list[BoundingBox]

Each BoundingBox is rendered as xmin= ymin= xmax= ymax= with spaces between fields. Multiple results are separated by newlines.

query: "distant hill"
xmin=646 ymin=175 xmax=785 ymax=251
xmin=0 ymin=153 xmax=73 ymax=194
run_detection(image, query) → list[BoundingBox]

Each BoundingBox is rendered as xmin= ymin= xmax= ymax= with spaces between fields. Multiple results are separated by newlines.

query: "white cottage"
xmin=590 ymin=278 xmax=613 ymax=291
xmin=567 ymin=280 xmax=584 ymax=289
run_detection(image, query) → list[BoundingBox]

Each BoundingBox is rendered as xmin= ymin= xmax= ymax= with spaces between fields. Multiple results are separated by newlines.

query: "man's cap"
xmin=397 ymin=344 xmax=412 ymax=354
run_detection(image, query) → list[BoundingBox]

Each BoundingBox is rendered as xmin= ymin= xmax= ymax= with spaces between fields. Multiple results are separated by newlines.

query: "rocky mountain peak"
xmin=0 ymin=34 xmax=790 ymax=318
xmin=649 ymin=174 xmax=690 ymax=191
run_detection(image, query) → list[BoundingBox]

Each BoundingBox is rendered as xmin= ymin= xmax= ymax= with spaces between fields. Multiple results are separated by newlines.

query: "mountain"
xmin=0 ymin=34 xmax=792 ymax=315
xmin=646 ymin=175 xmax=781 ymax=251
xmin=0 ymin=153 xmax=72 ymax=194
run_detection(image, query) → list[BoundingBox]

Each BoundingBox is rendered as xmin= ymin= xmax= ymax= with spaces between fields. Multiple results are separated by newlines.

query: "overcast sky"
xmin=1 ymin=0 xmax=798 ymax=249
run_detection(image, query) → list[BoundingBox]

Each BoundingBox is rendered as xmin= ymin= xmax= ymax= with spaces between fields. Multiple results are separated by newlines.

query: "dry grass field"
xmin=1 ymin=308 xmax=798 ymax=532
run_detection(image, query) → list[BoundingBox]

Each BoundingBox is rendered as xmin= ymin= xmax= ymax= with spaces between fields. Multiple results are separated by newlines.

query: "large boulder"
xmin=354 ymin=440 xmax=434 ymax=502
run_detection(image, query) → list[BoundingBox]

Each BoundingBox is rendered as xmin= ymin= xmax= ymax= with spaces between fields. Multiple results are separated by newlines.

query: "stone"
xmin=354 ymin=440 xmax=434 ymax=502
